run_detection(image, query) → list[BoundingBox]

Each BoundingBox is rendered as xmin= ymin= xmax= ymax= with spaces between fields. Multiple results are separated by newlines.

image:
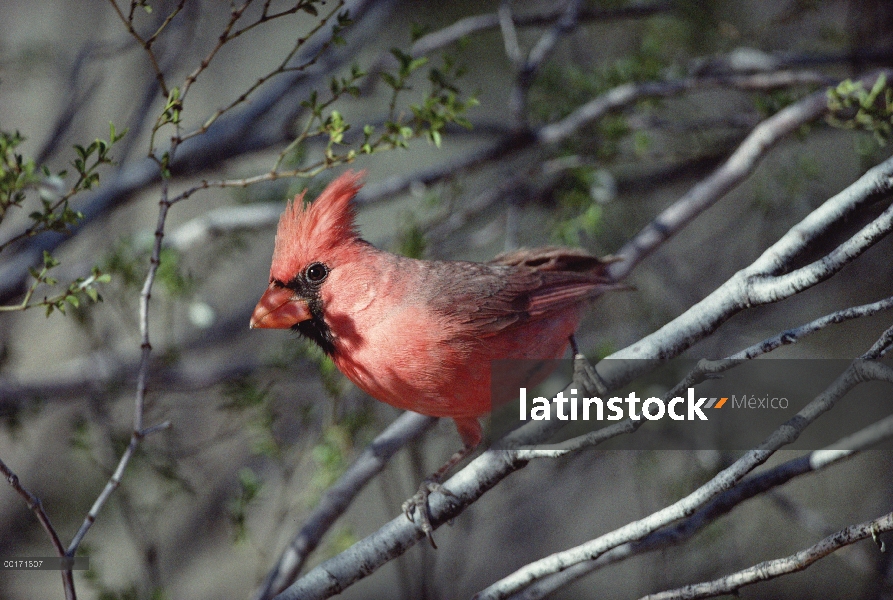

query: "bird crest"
xmin=270 ymin=170 xmax=365 ymax=280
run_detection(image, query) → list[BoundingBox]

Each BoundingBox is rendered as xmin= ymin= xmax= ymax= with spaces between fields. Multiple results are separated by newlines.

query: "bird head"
xmin=249 ymin=170 xmax=365 ymax=351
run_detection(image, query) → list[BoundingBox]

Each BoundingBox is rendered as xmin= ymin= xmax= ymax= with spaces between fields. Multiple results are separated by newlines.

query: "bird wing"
xmin=488 ymin=246 xmax=612 ymax=272
xmin=426 ymin=248 xmax=619 ymax=335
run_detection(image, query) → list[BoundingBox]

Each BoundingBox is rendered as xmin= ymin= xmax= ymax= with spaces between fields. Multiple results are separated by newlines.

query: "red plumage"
xmin=270 ymin=171 xmax=362 ymax=282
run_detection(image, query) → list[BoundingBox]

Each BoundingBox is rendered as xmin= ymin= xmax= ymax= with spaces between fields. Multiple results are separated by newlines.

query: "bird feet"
xmin=402 ymin=478 xmax=459 ymax=549
xmin=569 ymin=335 xmax=609 ymax=396
xmin=573 ymin=354 xmax=609 ymax=396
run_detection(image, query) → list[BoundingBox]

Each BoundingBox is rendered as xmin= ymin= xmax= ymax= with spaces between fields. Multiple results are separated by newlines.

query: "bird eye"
xmin=305 ymin=262 xmax=328 ymax=283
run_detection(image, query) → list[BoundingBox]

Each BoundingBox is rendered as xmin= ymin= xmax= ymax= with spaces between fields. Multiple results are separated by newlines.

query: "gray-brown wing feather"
xmin=426 ymin=248 xmax=619 ymax=334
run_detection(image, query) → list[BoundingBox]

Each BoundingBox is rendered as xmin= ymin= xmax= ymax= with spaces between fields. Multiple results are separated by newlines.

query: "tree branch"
xmin=612 ymin=151 xmax=893 ymax=364
xmin=639 ymin=511 xmax=893 ymax=600
xmin=253 ymin=411 xmax=436 ymax=600
xmin=0 ymin=457 xmax=75 ymax=600
xmin=0 ymin=0 xmax=394 ymax=306
xmin=511 ymin=412 xmax=893 ymax=599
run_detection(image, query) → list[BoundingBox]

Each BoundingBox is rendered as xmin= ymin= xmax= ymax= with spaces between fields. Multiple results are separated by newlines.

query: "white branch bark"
xmin=639 ymin=511 xmax=893 ymax=600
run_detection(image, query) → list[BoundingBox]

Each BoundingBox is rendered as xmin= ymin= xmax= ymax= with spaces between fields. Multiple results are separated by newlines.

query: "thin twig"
xmin=178 ymin=0 xmax=347 ymax=143
xmin=0 ymin=457 xmax=75 ymax=600
xmin=729 ymin=295 xmax=893 ymax=359
xmin=66 ymin=2 xmax=187 ymax=555
xmin=638 ymin=511 xmax=893 ymax=600
xmin=106 ymin=0 xmax=171 ymax=96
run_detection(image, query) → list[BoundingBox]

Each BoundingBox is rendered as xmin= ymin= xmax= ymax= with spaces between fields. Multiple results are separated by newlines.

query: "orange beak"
xmin=250 ymin=283 xmax=312 ymax=329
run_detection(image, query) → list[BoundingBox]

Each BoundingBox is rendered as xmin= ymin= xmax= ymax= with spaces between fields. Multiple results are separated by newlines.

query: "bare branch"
xmin=0 ymin=457 xmax=75 ymax=600
xmin=612 ymin=152 xmax=893 ymax=363
xmin=253 ymin=411 xmax=436 ymax=600
xmin=274 ymin=448 xmax=530 ymax=600
xmin=512 ymin=413 xmax=893 ymax=599
xmin=547 ymin=294 xmax=893 ymax=456
xmin=408 ymin=2 xmax=674 ymax=59
xmin=748 ymin=202 xmax=893 ymax=303
xmin=497 ymin=2 xmax=522 ymax=65
xmin=606 ymin=84 xmax=828 ymax=278
xmin=639 ymin=511 xmax=893 ymax=600
xmin=506 ymin=0 xmax=581 ymax=127
xmin=729 ymin=295 xmax=893 ymax=360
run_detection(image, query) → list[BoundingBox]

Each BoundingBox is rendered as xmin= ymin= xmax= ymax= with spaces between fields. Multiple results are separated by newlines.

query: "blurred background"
xmin=1 ymin=0 xmax=893 ymax=598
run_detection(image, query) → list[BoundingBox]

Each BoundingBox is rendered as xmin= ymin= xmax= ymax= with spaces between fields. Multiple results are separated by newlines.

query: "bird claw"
xmin=573 ymin=352 xmax=609 ymax=396
xmin=568 ymin=335 xmax=608 ymax=396
xmin=402 ymin=479 xmax=458 ymax=549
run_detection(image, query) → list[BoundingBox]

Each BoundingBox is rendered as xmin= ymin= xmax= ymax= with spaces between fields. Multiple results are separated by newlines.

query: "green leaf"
xmin=865 ymin=73 xmax=887 ymax=109
xmin=380 ymin=72 xmax=399 ymax=90
xmin=390 ymin=48 xmax=412 ymax=69
xmin=42 ymin=251 xmax=60 ymax=268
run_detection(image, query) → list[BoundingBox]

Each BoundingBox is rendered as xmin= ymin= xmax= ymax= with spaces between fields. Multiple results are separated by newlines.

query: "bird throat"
xmin=279 ymin=276 xmax=336 ymax=356
xmin=295 ymin=310 xmax=335 ymax=356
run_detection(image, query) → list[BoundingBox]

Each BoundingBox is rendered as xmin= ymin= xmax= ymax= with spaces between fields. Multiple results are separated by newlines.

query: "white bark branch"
xmin=612 ymin=152 xmax=893 ymax=363
xmin=639 ymin=511 xmax=893 ymax=600
xmin=509 ymin=412 xmax=893 ymax=599
xmin=253 ymin=411 xmax=435 ymax=600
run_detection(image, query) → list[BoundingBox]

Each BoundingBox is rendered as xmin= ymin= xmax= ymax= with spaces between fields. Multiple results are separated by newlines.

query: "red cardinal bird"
xmin=250 ymin=171 xmax=619 ymax=544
